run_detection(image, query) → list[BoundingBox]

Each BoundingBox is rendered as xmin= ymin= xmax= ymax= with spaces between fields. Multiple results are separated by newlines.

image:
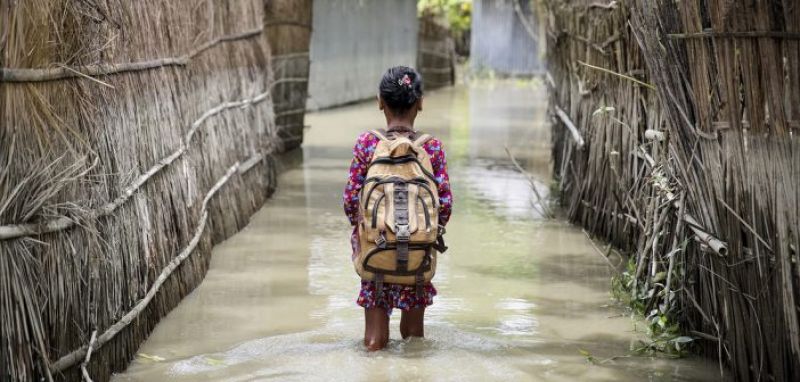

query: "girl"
xmin=343 ymin=66 xmax=453 ymax=351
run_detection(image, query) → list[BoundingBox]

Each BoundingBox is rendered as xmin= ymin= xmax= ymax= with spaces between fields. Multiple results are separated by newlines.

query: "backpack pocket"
xmin=360 ymin=178 xmax=438 ymax=244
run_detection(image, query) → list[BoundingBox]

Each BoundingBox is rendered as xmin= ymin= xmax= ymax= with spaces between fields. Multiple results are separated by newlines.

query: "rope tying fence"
xmin=0 ymin=27 xmax=264 ymax=83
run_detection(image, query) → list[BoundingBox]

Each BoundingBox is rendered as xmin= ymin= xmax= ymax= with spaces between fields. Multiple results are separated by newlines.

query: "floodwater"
xmin=114 ymin=82 xmax=721 ymax=381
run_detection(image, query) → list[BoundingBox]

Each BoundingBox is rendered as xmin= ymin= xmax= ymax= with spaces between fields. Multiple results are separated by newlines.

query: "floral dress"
xmin=343 ymin=131 xmax=453 ymax=313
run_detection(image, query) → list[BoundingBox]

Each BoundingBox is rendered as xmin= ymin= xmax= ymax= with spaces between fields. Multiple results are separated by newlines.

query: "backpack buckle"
xmin=396 ymin=224 xmax=411 ymax=241
xmin=375 ymin=231 xmax=387 ymax=248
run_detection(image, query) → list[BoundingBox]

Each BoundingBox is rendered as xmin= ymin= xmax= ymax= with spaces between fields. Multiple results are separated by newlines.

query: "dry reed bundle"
xmin=544 ymin=0 xmax=799 ymax=380
xmin=418 ymin=12 xmax=456 ymax=89
xmin=1 ymin=0 xmax=311 ymax=380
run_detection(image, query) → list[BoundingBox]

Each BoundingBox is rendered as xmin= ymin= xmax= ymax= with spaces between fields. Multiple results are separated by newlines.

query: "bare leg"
xmin=364 ymin=307 xmax=389 ymax=351
xmin=400 ymin=307 xmax=425 ymax=339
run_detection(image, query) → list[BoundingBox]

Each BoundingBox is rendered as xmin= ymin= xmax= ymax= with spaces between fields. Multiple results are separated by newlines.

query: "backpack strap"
xmin=413 ymin=133 xmax=433 ymax=147
xmin=370 ymin=129 xmax=389 ymax=141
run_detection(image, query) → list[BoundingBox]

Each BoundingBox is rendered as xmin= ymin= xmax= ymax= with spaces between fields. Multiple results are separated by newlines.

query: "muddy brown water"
xmin=114 ymin=82 xmax=721 ymax=381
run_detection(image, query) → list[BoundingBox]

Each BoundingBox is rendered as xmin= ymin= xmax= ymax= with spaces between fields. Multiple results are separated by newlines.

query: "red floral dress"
xmin=343 ymin=131 xmax=453 ymax=313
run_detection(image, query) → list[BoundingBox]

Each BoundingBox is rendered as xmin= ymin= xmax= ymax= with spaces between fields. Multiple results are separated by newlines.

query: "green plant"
xmin=418 ymin=0 xmax=472 ymax=34
xmin=612 ymin=257 xmax=695 ymax=357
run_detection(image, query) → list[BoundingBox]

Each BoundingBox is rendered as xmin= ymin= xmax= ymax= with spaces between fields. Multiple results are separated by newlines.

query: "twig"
xmin=577 ymin=60 xmax=656 ymax=90
xmin=553 ymin=105 xmax=585 ymax=149
xmin=715 ymin=197 xmax=773 ymax=252
xmin=504 ymin=147 xmax=555 ymax=219
xmin=583 ymin=229 xmax=621 ymax=273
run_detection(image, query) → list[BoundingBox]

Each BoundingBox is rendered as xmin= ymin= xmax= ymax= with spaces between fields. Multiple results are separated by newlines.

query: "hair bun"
xmin=379 ymin=66 xmax=423 ymax=112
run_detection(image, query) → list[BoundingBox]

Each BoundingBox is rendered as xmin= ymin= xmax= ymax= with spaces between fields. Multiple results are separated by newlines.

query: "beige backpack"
xmin=354 ymin=128 xmax=447 ymax=298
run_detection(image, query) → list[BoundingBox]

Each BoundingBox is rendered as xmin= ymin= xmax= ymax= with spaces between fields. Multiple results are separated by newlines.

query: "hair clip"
xmin=398 ymin=74 xmax=412 ymax=87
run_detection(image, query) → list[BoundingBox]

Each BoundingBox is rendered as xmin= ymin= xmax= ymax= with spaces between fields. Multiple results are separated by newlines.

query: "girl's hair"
xmin=379 ymin=66 xmax=423 ymax=113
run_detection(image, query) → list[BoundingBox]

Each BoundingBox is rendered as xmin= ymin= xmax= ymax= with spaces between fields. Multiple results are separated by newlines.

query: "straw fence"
xmin=418 ymin=12 xmax=456 ymax=90
xmin=0 ymin=0 xmax=310 ymax=380
xmin=265 ymin=0 xmax=312 ymax=150
xmin=545 ymin=0 xmax=798 ymax=380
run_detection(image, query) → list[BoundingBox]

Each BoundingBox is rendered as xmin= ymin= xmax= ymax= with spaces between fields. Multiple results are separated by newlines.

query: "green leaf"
xmin=672 ymin=336 xmax=694 ymax=344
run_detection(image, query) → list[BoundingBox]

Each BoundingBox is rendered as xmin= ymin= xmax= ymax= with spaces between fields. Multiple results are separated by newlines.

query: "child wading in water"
xmin=343 ymin=66 xmax=452 ymax=351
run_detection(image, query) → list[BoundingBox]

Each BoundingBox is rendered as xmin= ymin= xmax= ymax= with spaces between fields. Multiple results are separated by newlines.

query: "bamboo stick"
xmin=80 ymin=330 xmax=97 ymax=382
xmin=554 ymin=105 xmax=585 ymax=149
xmin=664 ymin=193 xmax=686 ymax=310
xmin=638 ymin=146 xmax=728 ymax=256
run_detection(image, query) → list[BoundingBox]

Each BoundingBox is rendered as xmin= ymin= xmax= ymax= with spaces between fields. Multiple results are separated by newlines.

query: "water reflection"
xmin=113 ymin=82 xmax=720 ymax=382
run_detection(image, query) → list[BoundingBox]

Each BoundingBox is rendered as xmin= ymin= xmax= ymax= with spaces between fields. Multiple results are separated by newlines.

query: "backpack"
xmin=354 ymin=128 xmax=447 ymax=299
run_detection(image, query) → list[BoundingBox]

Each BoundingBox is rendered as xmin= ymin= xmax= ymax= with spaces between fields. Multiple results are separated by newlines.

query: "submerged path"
xmin=115 ymin=82 xmax=719 ymax=381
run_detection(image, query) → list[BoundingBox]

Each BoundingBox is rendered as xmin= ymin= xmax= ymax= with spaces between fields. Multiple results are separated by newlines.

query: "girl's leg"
xmin=400 ymin=307 xmax=425 ymax=339
xmin=364 ymin=307 xmax=389 ymax=351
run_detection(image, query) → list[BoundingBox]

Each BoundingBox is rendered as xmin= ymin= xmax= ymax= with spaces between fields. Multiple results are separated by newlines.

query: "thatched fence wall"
xmin=418 ymin=13 xmax=456 ymax=90
xmin=545 ymin=0 xmax=799 ymax=380
xmin=0 ymin=0 xmax=311 ymax=380
xmin=265 ymin=0 xmax=312 ymax=151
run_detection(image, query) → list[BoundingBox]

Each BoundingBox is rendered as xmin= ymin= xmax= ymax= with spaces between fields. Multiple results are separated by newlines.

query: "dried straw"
xmin=544 ymin=0 xmax=800 ymax=379
xmin=0 ymin=1 xmax=311 ymax=380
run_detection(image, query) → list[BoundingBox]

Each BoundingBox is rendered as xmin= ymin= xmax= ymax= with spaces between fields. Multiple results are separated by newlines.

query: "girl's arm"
xmin=343 ymin=132 xmax=379 ymax=225
xmin=426 ymin=139 xmax=453 ymax=226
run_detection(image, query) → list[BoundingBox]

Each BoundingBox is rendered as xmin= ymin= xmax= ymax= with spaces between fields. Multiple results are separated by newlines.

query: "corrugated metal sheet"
xmin=471 ymin=0 xmax=541 ymax=75
xmin=307 ymin=0 xmax=418 ymax=110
